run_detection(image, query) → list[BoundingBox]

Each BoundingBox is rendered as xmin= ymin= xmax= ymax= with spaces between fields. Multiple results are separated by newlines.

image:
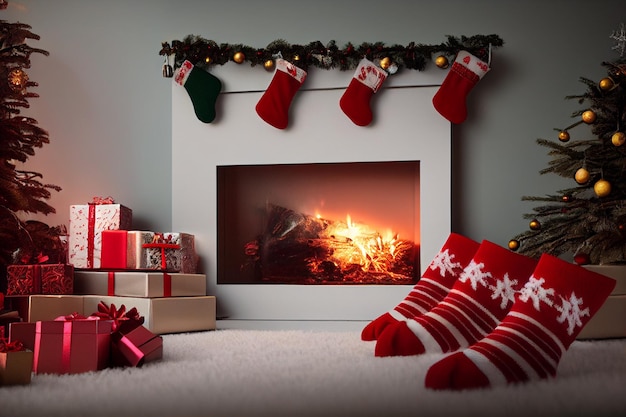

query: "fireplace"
xmin=172 ymin=66 xmax=449 ymax=327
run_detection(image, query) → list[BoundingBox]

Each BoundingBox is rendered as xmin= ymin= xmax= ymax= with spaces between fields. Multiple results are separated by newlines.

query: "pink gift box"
xmin=6 ymin=264 xmax=74 ymax=295
xmin=69 ymin=201 xmax=132 ymax=269
xmin=11 ymin=318 xmax=112 ymax=374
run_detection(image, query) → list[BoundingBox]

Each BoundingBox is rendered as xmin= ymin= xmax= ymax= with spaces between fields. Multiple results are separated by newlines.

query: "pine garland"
xmin=159 ymin=34 xmax=503 ymax=72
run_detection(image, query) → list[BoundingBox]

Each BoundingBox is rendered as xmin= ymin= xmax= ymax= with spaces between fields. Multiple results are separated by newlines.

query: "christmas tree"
xmin=510 ymin=24 xmax=626 ymax=265
xmin=0 ymin=7 xmax=64 ymax=284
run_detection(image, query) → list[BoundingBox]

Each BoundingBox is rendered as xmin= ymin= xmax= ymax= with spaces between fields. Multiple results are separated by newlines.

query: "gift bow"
xmin=0 ymin=338 xmax=25 ymax=353
xmin=90 ymin=301 xmax=144 ymax=333
xmin=90 ymin=196 xmax=115 ymax=205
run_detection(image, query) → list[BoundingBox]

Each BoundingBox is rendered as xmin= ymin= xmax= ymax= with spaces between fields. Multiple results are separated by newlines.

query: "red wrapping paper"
xmin=32 ymin=316 xmax=112 ymax=374
xmin=111 ymin=325 xmax=163 ymax=367
xmin=6 ymin=264 xmax=74 ymax=295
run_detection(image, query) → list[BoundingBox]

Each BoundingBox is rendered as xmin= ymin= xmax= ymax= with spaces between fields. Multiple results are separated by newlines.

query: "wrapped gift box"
xmin=6 ymin=264 xmax=74 ymax=295
xmin=111 ymin=324 xmax=163 ymax=367
xmin=69 ymin=200 xmax=132 ymax=269
xmin=11 ymin=318 xmax=112 ymax=374
xmin=74 ymin=270 xmax=206 ymax=298
xmin=6 ymin=295 xmax=85 ymax=323
xmin=0 ymin=350 xmax=33 ymax=386
xmin=83 ymin=295 xmax=216 ymax=335
xmin=577 ymin=265 xmax=626 ymax=339
xmin=8 ymin=295 xmax=216 ymax=335
xmin=101 ymin=230 xmax=198 ymax=273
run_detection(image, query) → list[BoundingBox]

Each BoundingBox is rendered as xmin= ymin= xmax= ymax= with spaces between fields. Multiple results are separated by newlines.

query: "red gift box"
xmin=6 ymin=264 xmax=74 ymax=295
xmin=111 ymin=325 xmax=163 ymax=367
xmin=12 ymin=316 xmax=113 ymax=375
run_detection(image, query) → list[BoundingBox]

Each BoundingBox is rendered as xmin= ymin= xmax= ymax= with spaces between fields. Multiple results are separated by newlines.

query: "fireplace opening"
xmin=217 ymin=160 xmax=420 ymax=285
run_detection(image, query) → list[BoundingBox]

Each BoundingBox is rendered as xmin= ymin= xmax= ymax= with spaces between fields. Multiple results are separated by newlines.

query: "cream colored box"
xmin=74 ymin=271 xmax=207 ymax=298
xmin=577 ymin=265 xmax=626 ymax=339
xmin=82 ymin=295 xmax=216 ymax=335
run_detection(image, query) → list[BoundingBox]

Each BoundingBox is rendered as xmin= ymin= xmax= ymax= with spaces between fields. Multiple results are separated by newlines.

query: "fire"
xmin=313 ymin=214 xmax=413 ymax=279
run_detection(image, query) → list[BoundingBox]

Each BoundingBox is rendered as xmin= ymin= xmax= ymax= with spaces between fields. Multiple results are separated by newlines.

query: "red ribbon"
xmin=142 ymin=243 xmax=180 ymax=270
xmin=108 ymin=271 xmax=116 ymax=296
xmin=87 ymin=204 xmax=96 ymax=268
xmin=32 ymin=264 xmax=42 ymax=294
xmin=163 ymin=273 xmax=172 ymax=297
xmin=61 ymin=321 xmax=72 ymax=373
xmin=86 ymin=197 xmax=115 ymax=268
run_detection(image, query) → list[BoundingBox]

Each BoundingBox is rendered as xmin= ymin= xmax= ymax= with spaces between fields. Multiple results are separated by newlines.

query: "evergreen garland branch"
xmin=158 ymin=34 xmax=503 ymax=72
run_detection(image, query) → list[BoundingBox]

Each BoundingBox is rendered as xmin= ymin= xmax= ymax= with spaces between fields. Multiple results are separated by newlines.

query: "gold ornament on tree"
xmin=593 ymin=179 xmax=611 ymax=197
xmin=599 ymin=77 xmax=615 ymax=91
xmin=8 ymin=68 xmax=28 ymax=91
xmin=263 ymin=59 xmax=274 ymax=71
xmin=508 ymin=240 xmax=520 ymax=251
xmin=529 ymin=219 xmax=541 ymax=230
xmin=575 ymin=167 xmax=590 ymax=184
xmin=558 ymin=131 xmax=570 ymax=142
xmin=582 ymin=110 xmax=597 ymax=124
xmin=379 ymin=57 xmax=391 ymax=70
xmin=233 ymin=51 xmax=245 ymax=64
xmin=612 ymin=131 xmax=626 ymax=146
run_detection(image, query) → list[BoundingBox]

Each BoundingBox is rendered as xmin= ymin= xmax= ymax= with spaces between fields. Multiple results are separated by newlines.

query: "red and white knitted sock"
xmin=339 ymin=58 xmax=388 ymax=126
xmin=374 ymin=240 xmax=537 ymax=357
xmin=361 ymin=233 xmax=480 ymax=341
xmin=432 ymin=51 xmax=490 ymax=124
xmin=425 ymin=254 xmax=616 ymax=390
xmin=255 ymin=58 xmax=307 ymax=129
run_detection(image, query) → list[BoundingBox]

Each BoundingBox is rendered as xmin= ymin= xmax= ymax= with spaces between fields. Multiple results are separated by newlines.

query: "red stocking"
xmin=255 ymin=59 xmax=307 ymax=129
xmin=432 ymin=51 xmax=490 ymax=124
xmin=339 ymin=58 xmax=388 ymax=126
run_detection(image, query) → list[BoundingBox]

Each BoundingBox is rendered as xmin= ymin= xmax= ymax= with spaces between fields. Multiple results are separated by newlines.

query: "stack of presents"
xmin=0 ymin=198 xmax=215 ymax=386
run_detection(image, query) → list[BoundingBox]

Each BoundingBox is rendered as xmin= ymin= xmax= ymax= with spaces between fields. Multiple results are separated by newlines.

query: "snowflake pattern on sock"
xmin=458 ymin=260 xmax=519 ymax=311
xmin=519 ymin=275 xmax=590 ymax=335
xmin=430 ymin=248 xmax=462 ymax=277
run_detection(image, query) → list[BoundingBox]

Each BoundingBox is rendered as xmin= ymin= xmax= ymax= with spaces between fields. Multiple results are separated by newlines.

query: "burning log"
xmin=244 ymin=204 xmax=417 ymax=284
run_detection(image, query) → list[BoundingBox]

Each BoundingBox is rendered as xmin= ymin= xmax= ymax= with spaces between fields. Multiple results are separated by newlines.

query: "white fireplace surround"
xmin=172 ymin=62 xmax=450 ymax=328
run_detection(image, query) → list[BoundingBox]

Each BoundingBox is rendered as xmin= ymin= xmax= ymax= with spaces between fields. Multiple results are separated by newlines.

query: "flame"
xmin=315 ymin=214 xmax=412 ymax=277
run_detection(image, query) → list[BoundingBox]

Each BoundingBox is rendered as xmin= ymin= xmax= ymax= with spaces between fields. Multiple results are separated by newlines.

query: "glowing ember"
xmin=310 ymin=214 xmax=413 ymax=279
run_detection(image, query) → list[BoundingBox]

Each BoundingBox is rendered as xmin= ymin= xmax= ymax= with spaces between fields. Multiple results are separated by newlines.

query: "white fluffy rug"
xmin=1 ymin=329 xmax=625 ymax=417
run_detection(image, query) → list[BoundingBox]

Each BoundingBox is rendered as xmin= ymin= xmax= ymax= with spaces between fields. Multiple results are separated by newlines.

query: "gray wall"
xmin=5 ymin=0 xmax=624 ymax=248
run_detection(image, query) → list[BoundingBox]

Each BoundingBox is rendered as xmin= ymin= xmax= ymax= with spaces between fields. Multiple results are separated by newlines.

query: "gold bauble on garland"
xmin=529 ymin=219 xmax=541 ymax=230
xmin=558 ymin=131 xmax=570 ymax=142
xmin=575 ymin=167 xmax=590 ymax=184
xmin=263 ymin=59 xmax=275 ymax=71
xmin=612 ymin=131 xmax=626 ymax=146
xmin=594 ymin=179 xmax=611 ymax=197
xmin=508 ymin=240 xmax=520 ymax=251
xmin=582 ymin=110 xmax=597 ymax=124
xmin=434 ymin=55 xmax=449 ymax=69
xmin=204 ymin=56 xmax=212 ymax=64
xmin=233 ymin=51 xmax=245 ymax=64
xmin=599 ymin=77 xmax=615 ymax=91
xmin=379 ymin=57 xmax=391 ymax=70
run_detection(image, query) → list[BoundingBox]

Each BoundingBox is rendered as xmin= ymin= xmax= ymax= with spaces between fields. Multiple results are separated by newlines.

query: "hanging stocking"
xmin=374 ymin=240 xmax=537 ymax=357
xmin=174 ymin=60 xmax=222 ymax=123
xmin=339 ymin=58 xmax=388 ymax=126
xmin=255 ymin=58 xmax=307 ymax=129
xmin=432 ymin=51 xmax=490 ymax=124
xmin=425 ymin=254 xmax=615 ymax=390
xmin=361 ymin=233 xmax=480 ymax=341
